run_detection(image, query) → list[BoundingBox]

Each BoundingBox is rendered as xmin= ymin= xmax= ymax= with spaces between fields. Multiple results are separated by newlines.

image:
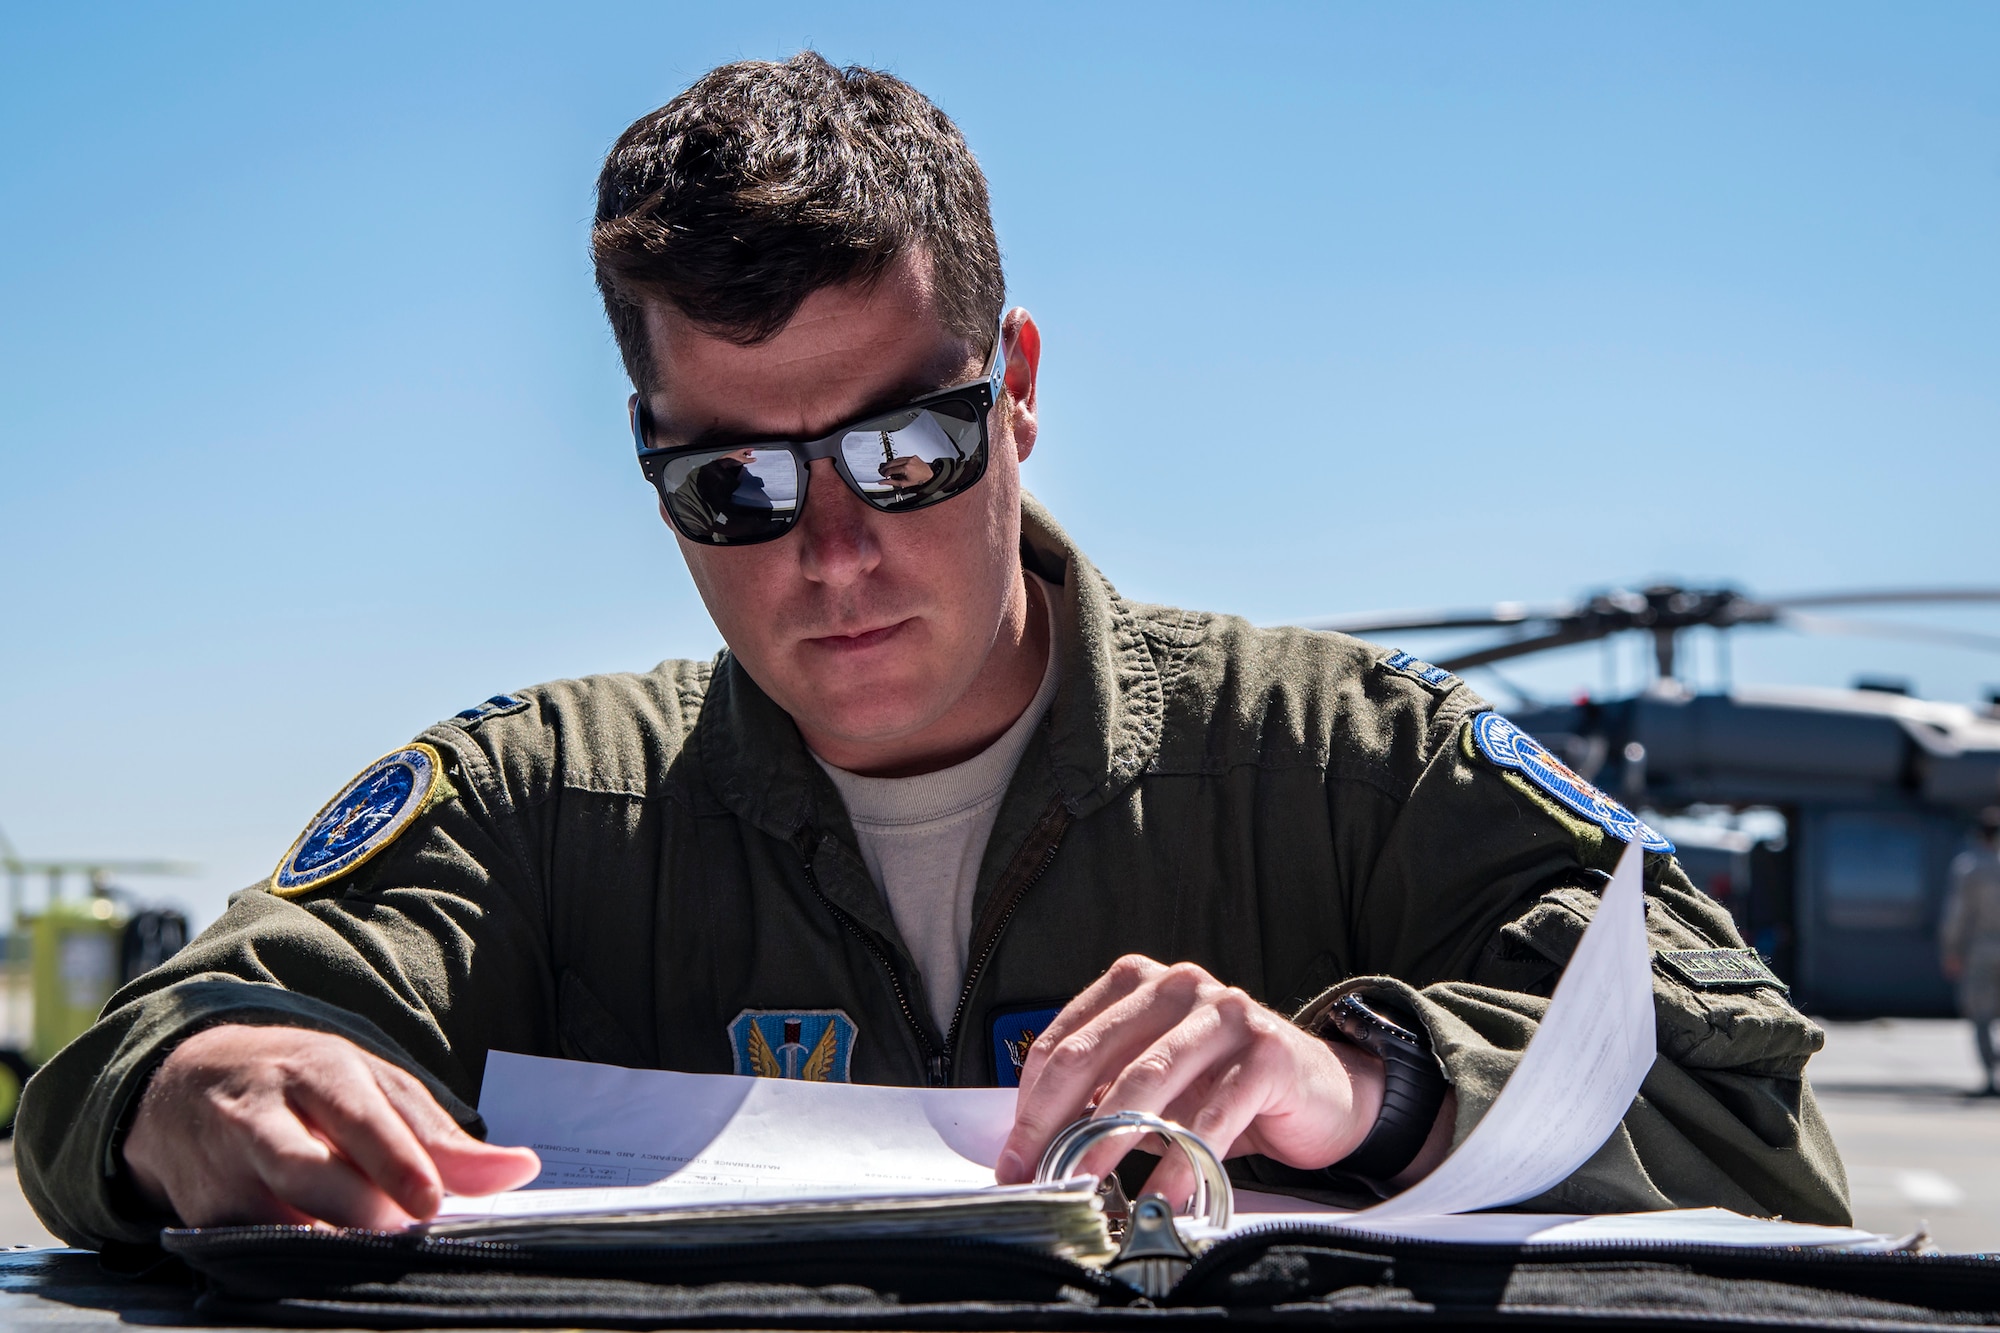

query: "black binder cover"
xmin=158 ymin=1221 xmax=2000 ymax=1330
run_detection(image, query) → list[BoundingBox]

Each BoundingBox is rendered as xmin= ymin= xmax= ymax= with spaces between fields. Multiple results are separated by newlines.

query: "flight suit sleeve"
xmin=13 ymin=728 xmax=559 ymax=1250
xmin=1298 ymin=710 xmax=1852 ymax=1225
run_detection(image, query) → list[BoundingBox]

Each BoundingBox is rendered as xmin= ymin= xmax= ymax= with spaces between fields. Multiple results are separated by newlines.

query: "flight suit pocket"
xmin=557 ymin=968 xmax=647 ymax=1068
xmin=1481 ymin=883 xmax=1818 ymax=1075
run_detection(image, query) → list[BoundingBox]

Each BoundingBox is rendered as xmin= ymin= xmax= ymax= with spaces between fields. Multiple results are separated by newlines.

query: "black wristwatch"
xmin=1315 ymin=993 xmax=1449 ymax=1190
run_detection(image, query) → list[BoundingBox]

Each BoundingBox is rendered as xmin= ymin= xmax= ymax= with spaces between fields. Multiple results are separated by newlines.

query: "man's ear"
xmin=1003 ymin=308 xmax=1042 ymax=462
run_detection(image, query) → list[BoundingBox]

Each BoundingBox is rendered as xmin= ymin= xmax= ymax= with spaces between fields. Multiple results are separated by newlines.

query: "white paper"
xmin=1222 ymin=1198 xmax=1893 ymax=1251
xmin=442 ymin=1055 xmax=1019 ymax=1218
xmin=1343 ymin=837 xmax=1657 ymax=1223
xmin=453 ymin=839 xmax=1666 ymax=1238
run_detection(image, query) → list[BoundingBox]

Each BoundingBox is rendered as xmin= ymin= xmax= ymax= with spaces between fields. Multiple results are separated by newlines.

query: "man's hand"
xmin=994 ymin=957 xmax=1452 ymax=1201
xmin=877 ymin=455 xmax=935 ymax=487
xmin=1945 ymin=954 xmax=1964 ymax=981
xmin=122 ymin=1025 xmax=541 ymax=1229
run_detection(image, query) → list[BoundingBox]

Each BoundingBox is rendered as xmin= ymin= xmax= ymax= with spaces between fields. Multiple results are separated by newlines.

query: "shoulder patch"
xmin=1657 ymin=948 xmax=1788 ymax=994
xmin=1383 ymin=650 xmax=1458 ymax=690
xmin=1471 ymin=711 xmax=1674 ymax=853
xmin=729 ymin=1010 xmax=856 ymax=1082
xmin=448 ymin=694 xmax=528 ymax=728
xmin=270 ymin=744 xmax=444 ymax=897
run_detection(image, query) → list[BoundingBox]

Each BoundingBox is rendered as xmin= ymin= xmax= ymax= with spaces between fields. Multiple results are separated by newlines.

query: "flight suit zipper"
xmin=798 ymin=858 xmax=942 ymax=1076
xmin=800 ymin=797 xmax=1072 ymax=1088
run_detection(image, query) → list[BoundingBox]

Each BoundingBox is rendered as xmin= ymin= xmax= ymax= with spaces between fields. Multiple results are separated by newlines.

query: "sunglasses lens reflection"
xmin=651 ymin=398 xmax=988 ymax=545
xmin=658 ymin=448 xmax=800 ymax=544
xmin=839 ymin=403 xmax=984 ymax=508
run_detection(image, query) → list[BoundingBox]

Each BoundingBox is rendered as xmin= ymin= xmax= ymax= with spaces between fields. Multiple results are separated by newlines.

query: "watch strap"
xmin=1314 ymin=993 xmax=1449 ymax=1188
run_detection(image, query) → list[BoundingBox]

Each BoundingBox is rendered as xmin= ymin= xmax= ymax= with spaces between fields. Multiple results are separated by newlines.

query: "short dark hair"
xmin=592 ymin=52 xmax=1005 ymax=391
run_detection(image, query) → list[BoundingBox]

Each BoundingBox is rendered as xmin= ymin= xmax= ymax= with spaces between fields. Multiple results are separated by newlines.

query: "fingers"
xmin=1080 ymin=997 xmax=1275 ymax=1190
xmin=1136 ymin=1038 xmax=1290 ymax=1208
xmin=999 ymin=957 xmax=1207 ymax=1182
xmin=373 ymin=1063 xmax=541 ymax=1198
xmin=1014 ymin=955 xmax=1162 ymax=1093
xmin=241 ymin=1110 xmax=421 ymax=1230
xmin=426 ymin=1130 xmax=543 ymax=1198
xmin=1062 ymin=1006 xmax=1237 ymax=1184
xmin=291 ymin=1064 xmax=444 ymax=1219
xmin=120 ymin=1024 xmax=538 ymax=1232
xmin=999 ymin=956 xmax=1381 ymax=1196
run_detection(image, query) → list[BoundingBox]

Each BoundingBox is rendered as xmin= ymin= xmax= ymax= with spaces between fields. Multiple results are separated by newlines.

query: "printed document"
xmin=448 ymin=842 xmax=1879 ymax=1248
xmin=442 ymin=1060 xmax=1019 ymax=1218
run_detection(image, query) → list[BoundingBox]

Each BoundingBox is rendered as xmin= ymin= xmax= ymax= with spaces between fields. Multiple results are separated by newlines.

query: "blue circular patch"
xmin=1470 ymin=712 xmax=1673 ymax=854
xmin=271 ymin=744 xmax=442 ymax=895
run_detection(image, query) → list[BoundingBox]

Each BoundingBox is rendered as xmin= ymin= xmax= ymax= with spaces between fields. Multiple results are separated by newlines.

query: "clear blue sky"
xmin=4 ymin=2 xmax=1996 ymax=928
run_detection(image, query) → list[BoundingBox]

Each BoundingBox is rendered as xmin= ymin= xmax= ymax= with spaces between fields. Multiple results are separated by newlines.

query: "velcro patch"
xmin=271 ymin=744 xmax=444 ymax=896
xmin=729 ymin=1010 xmax=856 ymax=1082
xmin=449 ymin=694 xmax=528 ymax=728
xmin=1472 ymin=711 xmax=1674 ymax=853
xmin=1383 ymin=650 xmax=1458 ymax=689
xmin=988 ymin=1002 xmax=1066 ymax=1088
xmin=1657 ymin=948 xmax=1788 ymax=994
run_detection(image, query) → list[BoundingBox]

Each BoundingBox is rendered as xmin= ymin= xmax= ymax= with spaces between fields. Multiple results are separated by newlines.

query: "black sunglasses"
xmin=632 ymin=319 xmax=1008 ymax=547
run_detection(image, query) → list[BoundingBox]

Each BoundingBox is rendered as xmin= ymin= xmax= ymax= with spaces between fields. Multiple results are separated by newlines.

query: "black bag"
xmin=158 ymin=1220 xmax=2000 ymax=1330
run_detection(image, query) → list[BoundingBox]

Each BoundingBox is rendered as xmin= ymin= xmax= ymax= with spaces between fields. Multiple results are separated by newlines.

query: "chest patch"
xmin=1471 ymin=712 xmax=1674 ymax=854
xmin=1383 ymin=650 xmax=1458 ymax=689
xmin=730 ymin=1010 xmax=856 ymax=1082
xmin=1657 ymin=948 xmax=1788 ymax=993
xmin=989 ymin=1002 xmax=1066 ymax=1088
xmin=271 ymin=744 xmax=443 ymax=897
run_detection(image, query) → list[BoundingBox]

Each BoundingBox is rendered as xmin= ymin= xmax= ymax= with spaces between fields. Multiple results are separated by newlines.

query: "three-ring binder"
xmin=1032 ymin=1109 xmax=1234 ymax=1296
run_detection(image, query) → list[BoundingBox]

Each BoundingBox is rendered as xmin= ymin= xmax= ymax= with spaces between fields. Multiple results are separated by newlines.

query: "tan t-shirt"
xmin=813 ymin=580 xmax=1059 ymax=1026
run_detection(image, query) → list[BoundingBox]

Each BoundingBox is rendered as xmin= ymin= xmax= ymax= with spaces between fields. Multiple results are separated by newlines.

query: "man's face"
xmin=640 ymin=255 xmax=1040 ymax=771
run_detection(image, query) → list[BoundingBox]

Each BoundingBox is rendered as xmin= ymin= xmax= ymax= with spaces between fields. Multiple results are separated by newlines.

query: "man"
xmin=1941 ymin=810 xmax=2000 ymax=1095
xmin=17 ymin=53 xmax=1849 ymax=1248
xmin=664 ymin=447 xmax=774 ymax=540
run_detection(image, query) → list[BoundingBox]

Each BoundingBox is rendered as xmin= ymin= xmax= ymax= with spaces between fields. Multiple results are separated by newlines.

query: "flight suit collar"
xmin=691 ymin=495 xmax=1165 ymax=846
xmin=1019 ymin=495 xmax=1166 ymax=819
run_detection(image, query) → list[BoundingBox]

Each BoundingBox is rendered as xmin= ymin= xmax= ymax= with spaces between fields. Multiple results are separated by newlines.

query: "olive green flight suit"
xmin=16 ymin=499 xmax=1850 ymax=1248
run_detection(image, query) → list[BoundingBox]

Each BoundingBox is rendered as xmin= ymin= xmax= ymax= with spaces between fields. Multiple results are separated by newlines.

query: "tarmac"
xmin=1 ymin=1017 xmax=1996 ymax=1252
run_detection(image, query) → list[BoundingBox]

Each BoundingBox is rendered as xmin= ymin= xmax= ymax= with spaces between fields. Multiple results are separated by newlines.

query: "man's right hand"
xmin=122 ymin=1024 xmax=541 ymax=1229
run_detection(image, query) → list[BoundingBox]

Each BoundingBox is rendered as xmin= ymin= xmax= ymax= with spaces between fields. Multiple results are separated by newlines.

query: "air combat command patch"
xmin=270 ymin=743 xmax=446 ymax=897
xmin=1471 ymin=711 xmax=1675 ymax=854
xmin=730 ymin=1010 xmax=856 ymax=1082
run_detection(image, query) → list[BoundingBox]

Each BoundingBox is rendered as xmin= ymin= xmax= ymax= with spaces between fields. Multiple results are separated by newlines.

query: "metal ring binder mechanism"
xmin=1034 ymin=1110 xmax=1234 ymax=1297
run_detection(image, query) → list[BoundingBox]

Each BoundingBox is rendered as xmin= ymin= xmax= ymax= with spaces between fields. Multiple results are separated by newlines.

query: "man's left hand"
xmin=994 ymin=955 xmax=1441 ymax=1200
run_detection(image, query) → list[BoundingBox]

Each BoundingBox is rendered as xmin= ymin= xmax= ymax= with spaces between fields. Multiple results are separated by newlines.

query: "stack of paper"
xmin=441 ymin=844 xmax=1892 ymax=1259
xmin=435 ymin=1054 xmax=1112 ymax=1261
xmin=430 ymin=1180 xmax=1113 ymax=1260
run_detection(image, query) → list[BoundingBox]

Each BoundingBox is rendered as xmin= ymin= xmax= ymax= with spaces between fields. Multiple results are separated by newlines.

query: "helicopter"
xmin=1294 ymin=586 xmax=2000 ymax=1018
xmin=0 ymin=823 xmax=191 ymax=1133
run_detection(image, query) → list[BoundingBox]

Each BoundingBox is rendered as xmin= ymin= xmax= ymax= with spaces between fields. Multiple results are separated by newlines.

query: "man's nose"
xmin=795 ymin=458 xmax=881 ymax=585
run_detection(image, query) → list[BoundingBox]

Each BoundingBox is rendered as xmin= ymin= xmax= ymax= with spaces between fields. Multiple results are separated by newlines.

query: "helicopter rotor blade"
xmin=1776 ymin=610 xmax=2000 ymax=654
xmin=1 ymin=858 xmax=197 ymax=876
xmin=1286 ymin=585 xmax=2000 ymax=674
xmin=1766 ymin=588 xmax=2000 ymax=610
xmin=1295 ymin=603 xmax=1570 ymax=636
xmin=1435 ymin=624 xmax=1616 ymax=672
